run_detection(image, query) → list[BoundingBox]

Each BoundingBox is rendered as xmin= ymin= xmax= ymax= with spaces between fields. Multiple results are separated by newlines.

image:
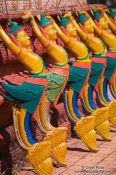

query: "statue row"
xmin=0 ymin=7 xmax=116 ymax=175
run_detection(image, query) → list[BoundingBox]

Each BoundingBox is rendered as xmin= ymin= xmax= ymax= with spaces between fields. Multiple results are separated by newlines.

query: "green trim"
xmin=76 ymin=45 xmax=90 ymax=60
xmin=28 ymin=73 xmax=47 ymax=78
xmin=76 ymin=53 xmax=89 ymax=60
xmin=108 ymin=48 xmax=116 ymax=52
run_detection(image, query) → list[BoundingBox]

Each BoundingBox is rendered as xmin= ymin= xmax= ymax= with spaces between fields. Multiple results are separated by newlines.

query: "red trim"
xmin=40 ymin=27 xmax=49 ymax=40
xmin=109 ymin=68 xmax=116 ymax=85
xmin=64 ymin=21 xmax=72 ymax=27
xmin=60 ymin=26 xmax=69 ymax=36
xmin=106 ymin=51 xmax=116 ymax=58
xmin=73 ymin=62 xmax=91 ymax=72
xmin=48 ymin=65 xmax=69 ymax=80
xmin=94 ymin=16 xmax=103 ymax=22
xmin=13 ymin=28 xmax=25 ymax=35
xmin=26 ymin=77 xmax=47 ymax=86
xmin=42 ymin=21 xmax=53 ymax=29
xmin=82 ymin=18 xmax=89 ymax=24
xmin=91 ymin=57 xmax=106 ymax=66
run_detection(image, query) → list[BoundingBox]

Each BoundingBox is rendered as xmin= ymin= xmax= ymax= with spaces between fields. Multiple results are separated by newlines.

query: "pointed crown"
xmin=76 ymin=12 xmax=89 ymax=24
xmin=39 ymin=15 xmax=52 ymax=28
xmin=8 ymin=19 xmax=24 ymax=35
xmin=92 ymin=9 xmax=104 ymax=21
xmin=58 ymin=15 xmax=71 ymax=28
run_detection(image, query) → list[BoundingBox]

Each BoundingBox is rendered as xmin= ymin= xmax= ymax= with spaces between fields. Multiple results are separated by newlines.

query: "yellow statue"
xmin=23 ymin=10 xmax=98 ymax=152
xmin=0 ymin=20 xmax=53 ymax=175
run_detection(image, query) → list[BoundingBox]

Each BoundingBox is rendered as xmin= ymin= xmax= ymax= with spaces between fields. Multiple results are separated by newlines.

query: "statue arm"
xmin=48 ymin=17 xmax=70 ymax=44
xmin=102 ymin=10 xmax=116 ymax=34
xmin=0 ymin=26 xmax=21 ymax=56
xmin=30 ymin=17 xmax=50 ymax=47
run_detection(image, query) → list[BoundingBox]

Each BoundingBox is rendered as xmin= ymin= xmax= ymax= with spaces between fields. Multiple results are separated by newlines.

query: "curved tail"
xmin=97 ymin=77 xmax=111 ymax=106
xmin=37 ymin=95 xmax=67 ymax=167
xmin=82 ymin=84 xmax=97 ymax=114
xmin=13 ymin=106 xmax=53 ymax=175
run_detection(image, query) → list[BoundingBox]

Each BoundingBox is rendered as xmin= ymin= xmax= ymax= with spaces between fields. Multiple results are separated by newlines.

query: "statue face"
xmin=66 ymin=22 xmax=77 ymax=37
xmin=16 ymin=30 xmax=30 ymax=48
xmin=44 ymin=24 xmax=57 ymax=41
xmin=83 ymin=20 xmax=94 ymax=34
xmin=99 ymin=17 xmax=108 ymax=30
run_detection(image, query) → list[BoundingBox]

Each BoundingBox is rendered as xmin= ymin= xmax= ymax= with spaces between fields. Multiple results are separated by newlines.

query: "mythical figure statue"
xmin=0 ymin=20 xmax=53 ymax=174
xmin=23 ymin=11 xmax=97 ymax=152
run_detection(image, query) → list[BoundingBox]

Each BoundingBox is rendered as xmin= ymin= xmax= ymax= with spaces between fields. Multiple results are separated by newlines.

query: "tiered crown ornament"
xmin=39 ymin=15 xmax=52 ymax=28
xmin=92 ymin=9 xmax=104 ymax=22
xmin=76 ymin=12 xmax=89 ymax=24
xmin=58 ymin=14 xmax=70 ymax=28
xmin=8 ymin=19 xmax=24 ymax=35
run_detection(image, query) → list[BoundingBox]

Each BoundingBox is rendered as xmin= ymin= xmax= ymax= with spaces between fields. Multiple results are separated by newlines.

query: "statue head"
xmin=77 ymin=12 xmax=94 ymax=34
xmin=39 ymin=15 xmax=57 ymax=41
xmin=92 ymin=10 xmax=108 ymax=30
xmin=8 ymin=19 xmax=31 ymax=48
xmin=59 ymin=15 xmax=77 ymax=37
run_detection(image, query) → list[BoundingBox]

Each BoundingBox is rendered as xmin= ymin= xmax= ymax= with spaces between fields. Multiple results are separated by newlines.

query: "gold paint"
xmin=93 ymin=107 xmax=111 ymax=141
xmin=44 ymin=127 xmax=67 ymax=167
xmin=26 ymin=141 xmax=53 ymax=175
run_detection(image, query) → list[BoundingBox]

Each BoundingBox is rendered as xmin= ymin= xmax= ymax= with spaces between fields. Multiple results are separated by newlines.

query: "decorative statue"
xmin=74 ymin=10 xmax=116 ymax=129
xmin=23 ymin=11 xmax=97 ymax=152
xmin=9 ymin=19 xmax=68 ymax=168
xmin=54 ymin=14 xmax=111 ymax=141
xmin=0 ymin=20 xmax=53 ymax=174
